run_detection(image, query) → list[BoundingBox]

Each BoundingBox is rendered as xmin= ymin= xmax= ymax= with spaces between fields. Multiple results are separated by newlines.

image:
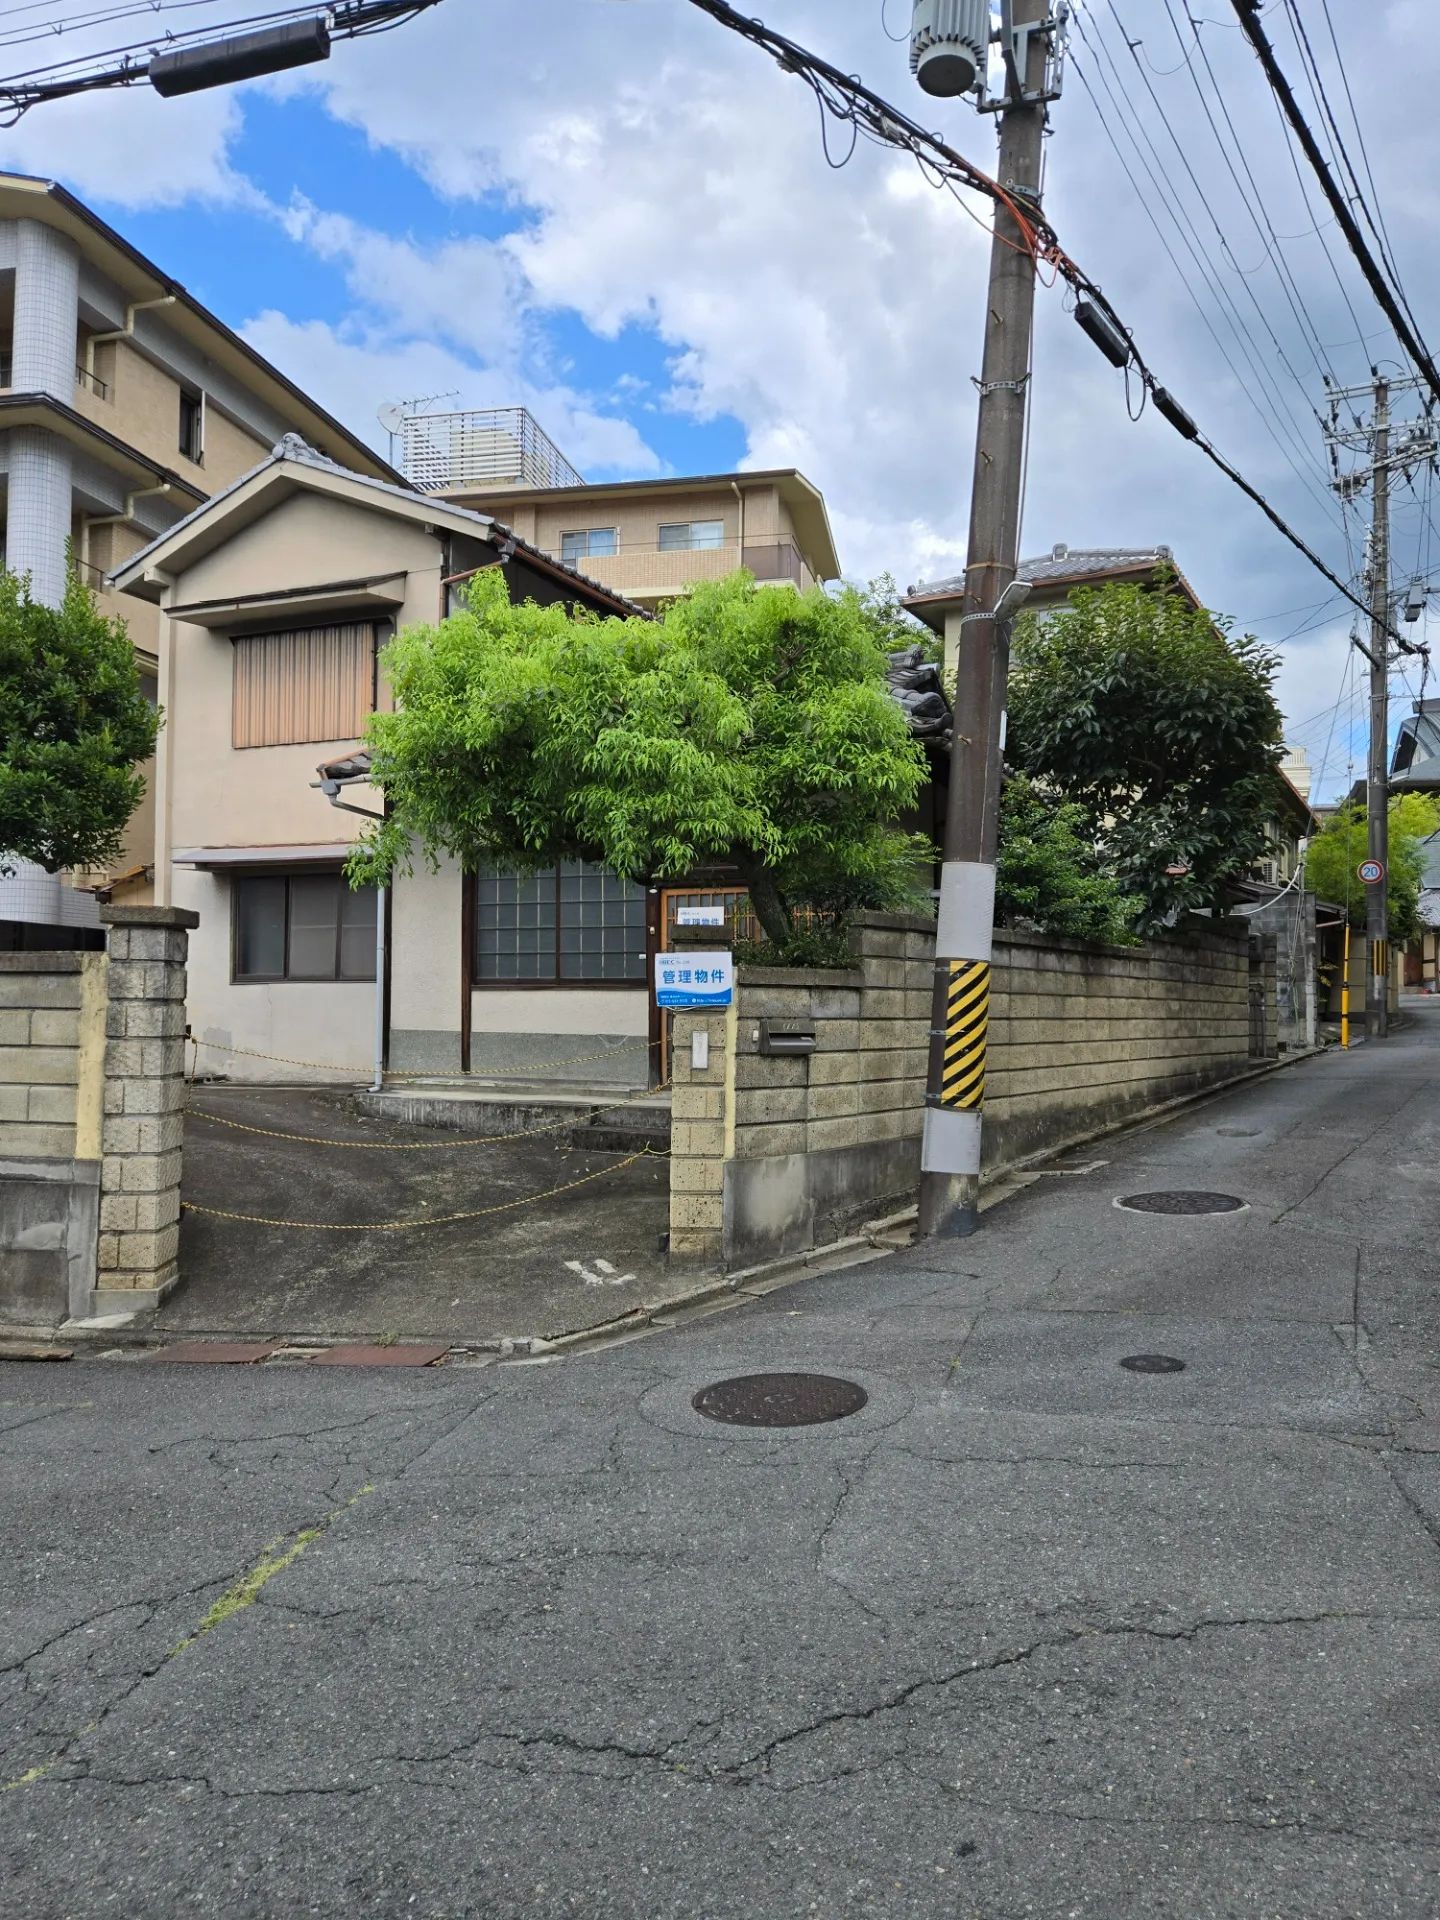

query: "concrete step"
xmin=354 ymin=1082 xmax=671 ymax=1148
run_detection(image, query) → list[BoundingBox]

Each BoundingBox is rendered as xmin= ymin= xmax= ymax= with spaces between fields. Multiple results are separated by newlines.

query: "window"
xmin=234 ymin=873 xmax=376 ymax=981
xmin=560 ymin=527 xmax=619 ymax=563
xmin=232 ymin=622 xmax=376 ymax=749
xmin=475 ymin=862 xmax=646 ymax=983
xmin=658 ymin=520 xmax=725 ymax=553
xmin=178 ymin=387 xmax=204 ymax=463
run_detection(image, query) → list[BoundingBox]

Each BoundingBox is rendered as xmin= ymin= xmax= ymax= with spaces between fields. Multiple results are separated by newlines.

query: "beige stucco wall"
xmin=177 ymin=865 xmax=376 ymax=1082
xmin=175 ymin=489 xmax=438 ymax=615
xmin=447 ymin=481 xmax=816 ymax=598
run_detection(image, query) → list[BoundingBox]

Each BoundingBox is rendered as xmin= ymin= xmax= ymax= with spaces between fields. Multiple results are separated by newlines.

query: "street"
xmin=4 ymin=1011 xmax=1440 ymax=1918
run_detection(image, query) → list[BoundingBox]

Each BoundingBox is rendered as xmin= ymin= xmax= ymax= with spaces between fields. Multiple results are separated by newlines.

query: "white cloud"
xmin=6 ymin=0 xmax=1439 ymax=763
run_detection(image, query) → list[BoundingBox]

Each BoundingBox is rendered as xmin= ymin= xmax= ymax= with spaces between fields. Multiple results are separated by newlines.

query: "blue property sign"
xmin=655 ymin=951 xmax=734 ymax=1009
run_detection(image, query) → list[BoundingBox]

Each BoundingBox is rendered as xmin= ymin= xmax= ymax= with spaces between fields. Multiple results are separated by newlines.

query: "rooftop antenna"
xmin=376 ymin=390 xmax=459 ymax=467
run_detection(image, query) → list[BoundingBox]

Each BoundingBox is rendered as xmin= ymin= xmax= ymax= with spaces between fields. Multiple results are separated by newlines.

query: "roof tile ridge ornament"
xmin=273 ymin=431 xmax=341 ymax=469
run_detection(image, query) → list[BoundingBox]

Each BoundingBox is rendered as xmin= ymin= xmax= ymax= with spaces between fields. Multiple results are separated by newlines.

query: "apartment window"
xmin=234 ymin=873 xmax=376 ymax=982
xmin=560 ymin=528 xmax=618 ymax=563
xmin=178 ymin=387 xmax=204 ymax=463
xmin=232 ymin=622 xmax=376 ymax=749
xmin=658 ymin=520 xmax=725 ymax=553
xmin=475 ymin=862 xmax=646 ymax=983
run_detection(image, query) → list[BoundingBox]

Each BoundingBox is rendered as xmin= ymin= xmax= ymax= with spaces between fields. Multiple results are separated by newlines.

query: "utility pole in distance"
xmin=1366 ymin=376 xmax=1391 ymax=1041
xmin=1322 ymin=371 xmax=1437 ymax=1041
xmin=912 ymin=0 xmax=1067 ymax=1238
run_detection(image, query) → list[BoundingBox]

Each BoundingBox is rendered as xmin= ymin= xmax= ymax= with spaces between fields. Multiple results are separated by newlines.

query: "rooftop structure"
xmin=399 ymin=406 xmax=583 ymax=494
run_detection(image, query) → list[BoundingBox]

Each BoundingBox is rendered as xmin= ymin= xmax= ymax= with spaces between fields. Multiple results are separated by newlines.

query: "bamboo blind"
xmin=232 ymin=623 xmax=374 ymax=749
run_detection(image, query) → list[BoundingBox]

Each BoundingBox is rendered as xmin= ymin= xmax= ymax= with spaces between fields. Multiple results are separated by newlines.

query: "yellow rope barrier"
xmin=181 ymin=1147 xmax=668 ymax=1233
xmin=184 ymin=1085 xmax=670 ymax=1151
xmin=187 ymin=1033 xmax=655 ymax=1080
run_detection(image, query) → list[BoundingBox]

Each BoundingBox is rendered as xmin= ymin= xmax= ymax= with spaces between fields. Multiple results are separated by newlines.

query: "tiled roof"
xmin=111 ymin=434 xmax=649 ymax=620
xmin=907 ymin=545 xmax=1175 ymax=601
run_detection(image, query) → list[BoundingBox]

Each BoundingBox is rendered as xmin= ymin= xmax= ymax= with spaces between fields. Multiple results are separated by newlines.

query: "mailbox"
xmin=758 ymin=1018 xmax=817 ymax=1057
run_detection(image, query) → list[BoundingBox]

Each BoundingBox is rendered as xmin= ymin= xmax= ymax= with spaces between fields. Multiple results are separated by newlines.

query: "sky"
xmin=0 ymin=0 xmax=1435 ymax=801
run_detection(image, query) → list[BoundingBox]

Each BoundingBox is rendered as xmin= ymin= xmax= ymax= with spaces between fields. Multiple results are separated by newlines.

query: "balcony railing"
xmin=0 ymin=354 xmax=109 ymax=398
xmin=546 ymin=536 xmax=808 ymax=595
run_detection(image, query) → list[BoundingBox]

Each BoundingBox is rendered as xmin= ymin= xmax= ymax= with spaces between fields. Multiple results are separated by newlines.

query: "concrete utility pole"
xmin=1323 ymin=370 xmax=1437 ymax=1041
xmin=1366 ymin=375 xmax=1391 ymax=1041
xmin=914 ymin=0 xmax=1062 ymax=1238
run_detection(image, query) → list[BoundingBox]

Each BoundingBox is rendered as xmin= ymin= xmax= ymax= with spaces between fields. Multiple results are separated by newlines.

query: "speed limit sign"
xmin=1358 ymin=858 xmax=1385 ymax=885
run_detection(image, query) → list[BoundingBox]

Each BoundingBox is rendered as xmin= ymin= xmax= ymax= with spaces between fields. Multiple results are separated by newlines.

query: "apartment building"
xmin=0 ymin=171 xmax=401 ymax=937
xmin=396 ymin=405 xmax=840 ymax=606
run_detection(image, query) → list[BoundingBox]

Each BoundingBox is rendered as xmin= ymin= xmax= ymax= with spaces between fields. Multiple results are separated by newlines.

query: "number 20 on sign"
xmin=1358 ymin=858 xmax=1385 ymax=885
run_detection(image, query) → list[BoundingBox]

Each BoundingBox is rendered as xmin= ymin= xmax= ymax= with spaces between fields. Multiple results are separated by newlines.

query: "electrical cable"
xmin=1227 ymin=0 xmax=1440 ymax=415
xmin=681 ymin=0 xmax=1425 ymax=662
xmin=1069 ymin=16 xmax=1345 ymax=533
xmin=0 ymin=0 xmax=441 ymax=118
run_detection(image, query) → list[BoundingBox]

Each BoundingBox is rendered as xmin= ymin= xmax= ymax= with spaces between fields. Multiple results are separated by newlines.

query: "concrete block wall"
xmin=985 ymin=924 xmax=1258 ymax=1169
xmin=95 ymin=907 xmax=197 ymax=1307
xmin=0 ymin=905 xmax=198 ymax=1325
xmin=669 ymin=912 xmax=1269 ymax=1272
xmin=669 ymin=912 xmax=932 ymax=1269
xmin=0 ymin=951 xmax=107 ymax=1160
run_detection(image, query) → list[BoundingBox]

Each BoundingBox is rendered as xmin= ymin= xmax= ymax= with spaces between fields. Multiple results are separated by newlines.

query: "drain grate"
xmin=1115 ymin=1190 xmax=1247 ymax=1216
xmin=1120 ymin=1353 xmax=1187 ymax=1374
xmin=692 ymin=1372 xmax=868 ymax=1428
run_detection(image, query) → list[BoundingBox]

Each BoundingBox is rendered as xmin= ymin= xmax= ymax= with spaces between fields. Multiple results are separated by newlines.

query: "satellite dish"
xmin=377 ymin=402 xmax=406 ymax=435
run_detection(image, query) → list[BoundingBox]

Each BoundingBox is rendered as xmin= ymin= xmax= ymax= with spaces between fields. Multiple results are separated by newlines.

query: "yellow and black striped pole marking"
xmin=940 ymin=959 xmax=990 ymax=1111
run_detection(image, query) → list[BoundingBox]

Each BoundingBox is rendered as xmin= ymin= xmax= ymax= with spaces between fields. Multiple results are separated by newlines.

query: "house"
xmin=0 ymin=170 xmax=403 ymax=941
xmin=903 ymin=543 xmax=1315 ymax=889
xmin=397 ymin=406 xmax=840 ymax=607
xmin=108 ymin=436 xmax=664 ymax=1086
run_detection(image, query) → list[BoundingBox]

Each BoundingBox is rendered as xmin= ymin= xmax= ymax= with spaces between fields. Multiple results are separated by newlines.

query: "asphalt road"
xmin=5 ymin=1015 xmax=1440 ymax=1916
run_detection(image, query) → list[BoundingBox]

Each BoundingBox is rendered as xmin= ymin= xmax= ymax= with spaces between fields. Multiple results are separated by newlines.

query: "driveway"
xmin=168 ymin=1084 xmax=671 ymax=1344
xmin=4 ymin=1011 xmax=1440 ymax=1915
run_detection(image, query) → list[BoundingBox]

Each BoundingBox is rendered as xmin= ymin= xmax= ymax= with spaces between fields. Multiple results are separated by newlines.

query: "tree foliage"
xmin=1305 ymin=800 xmax=1428 ymax=942
xmin=1006 ymin=578 xmax=1284 ymax=931
xmin=348 ymin=570 xmax=932 ymax=945
xmin=0 ymin=567 xmax=158 ymax=874
xmin=995 ymin=774 xmax=1142 ymax=945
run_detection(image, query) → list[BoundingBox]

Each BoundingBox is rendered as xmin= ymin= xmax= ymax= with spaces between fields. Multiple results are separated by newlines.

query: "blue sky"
xmin=102 ymin=90 xmax=748 ymax=480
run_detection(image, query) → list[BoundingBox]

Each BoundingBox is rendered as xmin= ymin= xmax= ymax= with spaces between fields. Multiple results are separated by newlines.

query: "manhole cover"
xmin=692 ymin=1372 xmax=868 ymax=1427
xmin=1119 ymin=1353 xmax=1187 ymax=1374
xmin=1114 ymin=1190 xmax=1247 ymax=1215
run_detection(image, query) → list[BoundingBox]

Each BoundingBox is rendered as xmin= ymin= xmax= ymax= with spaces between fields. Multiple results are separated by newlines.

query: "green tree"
xmin=1006 ymin=578 xmax=1284 ymax=931
xmin=348 ymin=569 xmax=932 ymax=946
xmin=1305 ymin=800 xmax=1427 ymax=942
xmin=995 ymin=774 xmax=1141 ymax=944
xmin=0 ymin=567 xmax=158 ymax=874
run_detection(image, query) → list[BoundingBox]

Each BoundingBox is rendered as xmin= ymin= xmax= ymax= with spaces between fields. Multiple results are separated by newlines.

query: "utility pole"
xmin=1322 ymin=371 xmax=1437 ymax=1042
xmin=912 ymin=0 xmax=1066 ymax=1238
xmin=1366 ymin=376 xmax=1391 ymax=1041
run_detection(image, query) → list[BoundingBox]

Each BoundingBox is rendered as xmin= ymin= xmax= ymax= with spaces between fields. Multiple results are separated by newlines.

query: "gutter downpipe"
xmin=732 ymin=480 xmax=745 ymax=570
xmin=82 ymin=483 xmax=175 ymax=578
xmin=84 ymin=295 xmax=179 ymax=381
xmin=315 ymin=773 xmax=387 ymax=1091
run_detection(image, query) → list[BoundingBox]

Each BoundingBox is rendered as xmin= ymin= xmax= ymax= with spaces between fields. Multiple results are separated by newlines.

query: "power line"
xmin=681 ymin=0 xmax=1425 ymax=660
xmin=1228 ymin=0 xmax=1440 ymax=413
xmin=0 ymin=0 xmax=441 ymax=119
xmin=1069 ymin=8 xmax=1345 ymax=532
